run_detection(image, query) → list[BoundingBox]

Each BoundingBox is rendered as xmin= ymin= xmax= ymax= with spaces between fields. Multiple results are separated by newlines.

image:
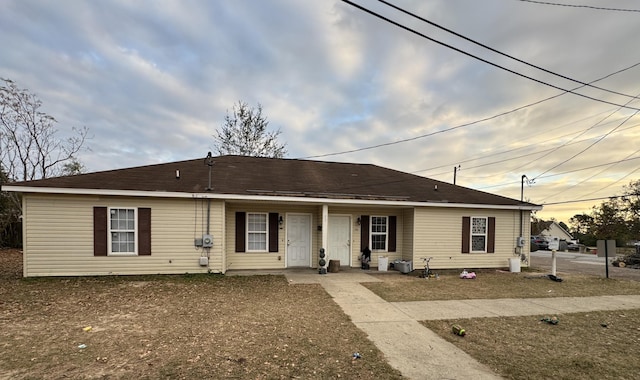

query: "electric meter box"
xmin=516 ymin=237 xmax=525 ymax=247
xmin=202 ymin=234 xmax=214 ymax=248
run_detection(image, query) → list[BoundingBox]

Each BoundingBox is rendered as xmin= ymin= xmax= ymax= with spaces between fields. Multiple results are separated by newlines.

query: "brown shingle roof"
xmin=7 ymin=155 xmax=536 ymax=207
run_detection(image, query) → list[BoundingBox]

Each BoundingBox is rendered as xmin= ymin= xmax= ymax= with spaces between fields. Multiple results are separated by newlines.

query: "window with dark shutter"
xmin=235 ymin=212 xmax=246 ymax=252
xmin=388 ymin=216 xmax=397 ymax=252
xmin=93 ymin=207 xmax=107 ymax=256
xmin=360 ymin=215 xmax=370 ymax=252
xmin=487 ymin=217 xmax=496 ymax=253
xmin=461 ymin=216 xmax=470 ymax=253
xmin=138 ymin=208 xmax=151 ymax=255
xmin=462 ymin=216 xmax=496 ymax=254
xmin=269 ymin=213 xmax=279 ymax=252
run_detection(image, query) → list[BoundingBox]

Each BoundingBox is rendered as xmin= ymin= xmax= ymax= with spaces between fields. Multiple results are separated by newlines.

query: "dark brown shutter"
xmin=487 ymin=217 xmax=496 ymax=253
xmin=462 ymin=216 xmax=470 ymax=254
xmin=269 ymin=212 xmax=279 ymax=252
xmin=388 ymin=216 xmax=397 ymax=252
xmin=360 ymin=215 xmax=370 ymax=251
xmin=93 ymin=207 xmax=108 ymax=256
xmin=138 ymin=208 xmax=151 ymax=256
xmin=235 ymin=212 xmax=246 ymax=252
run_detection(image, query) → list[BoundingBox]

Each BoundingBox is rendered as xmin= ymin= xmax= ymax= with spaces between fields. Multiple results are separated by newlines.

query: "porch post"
xmin=321 ymin=204 xmax=329 ymax=254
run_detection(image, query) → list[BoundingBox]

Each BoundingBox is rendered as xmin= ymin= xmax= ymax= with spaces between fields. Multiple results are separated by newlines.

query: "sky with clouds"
xmin=1 ymin=0 xmax=639 ymax=224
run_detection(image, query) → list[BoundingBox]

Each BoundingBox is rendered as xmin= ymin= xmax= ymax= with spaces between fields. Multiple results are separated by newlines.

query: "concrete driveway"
xmin=530 ymin=250 xmax=640 ymax=281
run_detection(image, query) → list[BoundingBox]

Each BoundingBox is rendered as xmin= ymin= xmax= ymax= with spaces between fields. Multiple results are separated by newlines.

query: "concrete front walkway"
xmin=284 ymin=270 xmax=640 ymax=380
xmin=286 ymin=270 xmax=501 ymax=379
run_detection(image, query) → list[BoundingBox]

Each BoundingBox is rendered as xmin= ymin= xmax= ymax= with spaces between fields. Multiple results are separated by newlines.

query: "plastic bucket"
xmin=509 ymin=258 xmax=521 ymax=273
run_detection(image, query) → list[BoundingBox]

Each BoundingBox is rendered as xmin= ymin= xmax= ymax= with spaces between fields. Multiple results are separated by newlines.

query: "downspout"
xmin=205 ymin=152 xmax=214 ymax=272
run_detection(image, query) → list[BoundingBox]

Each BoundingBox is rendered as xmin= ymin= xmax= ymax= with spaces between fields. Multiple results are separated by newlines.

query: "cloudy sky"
xmin=1 ymin=0 xmax=639 ymax=224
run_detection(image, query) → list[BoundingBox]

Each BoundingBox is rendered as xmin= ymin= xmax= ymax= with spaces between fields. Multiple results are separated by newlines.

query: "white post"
xmin=551 ymin=250 xmax=557 ymax=276
xmin=321 ymin=204 xmax=329 ymax=256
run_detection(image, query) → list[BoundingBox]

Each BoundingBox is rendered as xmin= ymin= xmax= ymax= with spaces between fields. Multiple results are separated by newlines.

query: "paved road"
xmin=530 ymin=250 xmax=640 ymax=281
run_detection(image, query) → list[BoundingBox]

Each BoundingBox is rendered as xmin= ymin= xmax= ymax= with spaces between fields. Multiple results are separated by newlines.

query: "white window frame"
xmin=246 ymin=212 xmax=268 ymax=252
xmin=470 ymin=216 xmax=488 ymax=253
xmin=370 ymin=216 xmax=388 ymax=252
xmin=108 ymin=207 xmax=138 ymax=256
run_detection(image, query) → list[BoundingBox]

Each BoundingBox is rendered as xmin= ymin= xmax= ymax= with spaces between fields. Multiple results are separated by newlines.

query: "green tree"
xmin=213 ymin=101 xmax=286 ymax=158
xmin=618 ymin=180 xmax=640 ymax=239
xmin=569 ymin=213 xmax=596 ymax=246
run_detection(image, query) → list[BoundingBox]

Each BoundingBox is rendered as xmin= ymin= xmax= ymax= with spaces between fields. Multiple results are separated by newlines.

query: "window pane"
xmin=371 ymin=217 xmax=387 ymax=233
xmin=248 ymin=214 xmax=267 ymax=232
xmin=471 ymin=217 xmax=487 ymax=234
xmin=109 ymin=209 xmax=136 ymax=253
xmin=248 ymin=232 xmax=267 ymax=251
xmin=472 ymin=236 xmax=486 ymax=251
xmin=371 ymin=235 xmax=386 ymax=250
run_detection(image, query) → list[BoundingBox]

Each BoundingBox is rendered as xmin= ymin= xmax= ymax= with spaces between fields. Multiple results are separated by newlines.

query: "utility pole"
xmin=521 ymin=174 xmax=528 ymax=202
xmin=453 ymin=165 xmax=460 ymax=185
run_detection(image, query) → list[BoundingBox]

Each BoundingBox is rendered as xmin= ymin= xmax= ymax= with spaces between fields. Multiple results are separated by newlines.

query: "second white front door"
xmin=328 ymin=215 xmax=351 ymax=267
xmin=287 ymin=214 xmax=312 ymax=267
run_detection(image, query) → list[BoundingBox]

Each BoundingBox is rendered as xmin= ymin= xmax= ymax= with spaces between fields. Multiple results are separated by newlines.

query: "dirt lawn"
xmin=0 ymin=249 xmax=402 ymax=379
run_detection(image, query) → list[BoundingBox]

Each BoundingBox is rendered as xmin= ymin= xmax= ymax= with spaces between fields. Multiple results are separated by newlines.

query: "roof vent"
xmin=434 ymin=185 xmax=438 ymax=191
xmin=176 ymin=170 xmax=180 ymax=179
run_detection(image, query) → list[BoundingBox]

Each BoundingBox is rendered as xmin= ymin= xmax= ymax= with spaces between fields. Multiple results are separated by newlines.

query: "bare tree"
xmin=213 ymin=101 xmax=286 ymax=158
xmin=1 ymin=78 xmax=89 ymax=247
xmin=1 ymin=78 xmax=88 ymax=181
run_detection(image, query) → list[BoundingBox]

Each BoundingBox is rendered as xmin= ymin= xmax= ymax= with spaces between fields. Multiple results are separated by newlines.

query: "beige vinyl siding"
xmin=402 ymin=208 xmax=414 ymax=262
xmin=225 ymin=203 xmax=321 ymax=271
xmin=22 ymin=194 xmax=224 ymax=277
xmin=414 ymin=207 xmax=522 ymax=269
xmin=328 ymin=206 xmax=405 ymax=268
xmin=224 ymin=204 xmax=406 ymax=270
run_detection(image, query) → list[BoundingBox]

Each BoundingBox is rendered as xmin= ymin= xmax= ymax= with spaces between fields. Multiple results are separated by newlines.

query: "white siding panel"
xmin=23 ymin=194 xmax=224 ymax=277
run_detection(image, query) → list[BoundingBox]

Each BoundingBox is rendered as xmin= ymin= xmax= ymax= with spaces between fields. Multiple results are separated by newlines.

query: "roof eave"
xmin=3 ymin=185 xmax=542 ymax=211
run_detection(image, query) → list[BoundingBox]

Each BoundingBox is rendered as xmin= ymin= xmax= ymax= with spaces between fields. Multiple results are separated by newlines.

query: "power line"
xmin=417 ymin=118 xmax=640 ymax=176
xmin=575 ymin=164 xmax=640 ymax=200
xmin=377 ymin=0 xmax=637 ymax=99
xmin=516 ymin=0 xmax=640 ymax=13
xmin=531 ymin=94 xmax=640 ymax=180
xmin=340 ymin=0 xmax=640 ymax=111
xmin=300 ymin=60 xmax=640 ymax=160
xmin=476 ymin=155 xmax=640 ymax=190
xmin=538 ymin=146 xmax=640 ymax=202
xmin=543 ymin=193 xmax=640 ymax=206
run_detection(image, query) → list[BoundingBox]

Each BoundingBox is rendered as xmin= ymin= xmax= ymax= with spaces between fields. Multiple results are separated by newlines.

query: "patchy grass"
xmin=0 ymin=249 xmax=402 ymax=380
xmin=363 ymin=269 xmax=640 ymax=301
xmin=422 ymin=310 xmax=640 ymax=380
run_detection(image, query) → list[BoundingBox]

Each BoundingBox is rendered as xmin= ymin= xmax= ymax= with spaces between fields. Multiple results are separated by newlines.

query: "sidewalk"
xmin=285 ymin=270 xmax=640 ymax=380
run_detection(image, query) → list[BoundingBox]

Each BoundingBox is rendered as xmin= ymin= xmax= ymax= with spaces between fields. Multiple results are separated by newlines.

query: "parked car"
xmin=567 ymin=242 xmax=581 ymax=251
xmin=531 ymin=235 xmax=549 ymax=250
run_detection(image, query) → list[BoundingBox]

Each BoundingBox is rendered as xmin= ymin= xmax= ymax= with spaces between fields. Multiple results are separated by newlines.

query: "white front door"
xmin=328 ymin=215 xmax=351 ymax=267
xmin=286 ymin=214 xmax=312 ymax=267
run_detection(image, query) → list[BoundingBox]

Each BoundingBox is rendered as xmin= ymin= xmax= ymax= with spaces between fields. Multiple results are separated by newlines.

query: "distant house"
xmin=539 ymin=221 xmax=574 ymax=243
xmin=3 ymin=155 xmax=541 ymax=277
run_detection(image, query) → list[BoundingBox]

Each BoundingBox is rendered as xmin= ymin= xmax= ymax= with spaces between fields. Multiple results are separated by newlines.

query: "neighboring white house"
xmin=3 ymin=155 xmax=542 ymax=277
xmin=540 ymin=221 xmax=575 ymax=243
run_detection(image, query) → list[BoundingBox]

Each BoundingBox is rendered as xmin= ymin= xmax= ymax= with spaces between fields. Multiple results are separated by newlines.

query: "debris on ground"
xmin=540 ymin=316 xmax=559 ymax=325
xmin=452 ymin=324 xmax=466 ymax=336
xmin=459 ymin=270 xmax=476 ymax=279
xmin=547 ymin=274 xmax=563 ymax=282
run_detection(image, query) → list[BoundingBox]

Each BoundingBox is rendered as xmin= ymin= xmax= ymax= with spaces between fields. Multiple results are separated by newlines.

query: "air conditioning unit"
xmin=202 ymin=234 xmax=214 ymax=248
